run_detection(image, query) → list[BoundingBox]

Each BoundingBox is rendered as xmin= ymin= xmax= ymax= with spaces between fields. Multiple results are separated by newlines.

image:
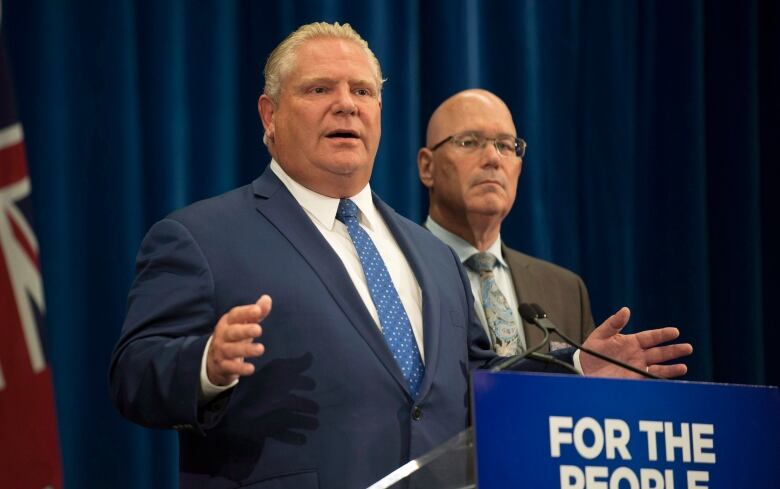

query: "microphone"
xmin=489 ymin=307 xmax=579 ymax=374
xmin=519 ymin=303 xmax=660 ymax=380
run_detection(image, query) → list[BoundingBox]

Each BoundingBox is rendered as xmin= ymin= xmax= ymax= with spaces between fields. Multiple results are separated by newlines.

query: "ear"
xmin=417 ymin=147 xmax=434 ymax=189
xmin=258 ymin=94 xmax=276 ymax=143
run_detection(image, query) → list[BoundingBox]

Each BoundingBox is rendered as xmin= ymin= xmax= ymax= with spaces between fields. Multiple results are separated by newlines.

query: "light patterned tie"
xmin=465 ymin=252 xmax=522 ymax=356
xmin=336 ymin=199 xmax=425 ymax=399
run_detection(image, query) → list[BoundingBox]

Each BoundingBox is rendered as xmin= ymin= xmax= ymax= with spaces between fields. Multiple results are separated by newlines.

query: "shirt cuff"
xmin=572 ymin=348 xmax=585 ymax=375
xmin=199 ymin=335 xmax=239 ymax=403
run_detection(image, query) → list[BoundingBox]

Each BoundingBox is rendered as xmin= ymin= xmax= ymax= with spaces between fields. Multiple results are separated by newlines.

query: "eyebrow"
xmin=298 ymin=76 xmax=377 ymax=88
xmin=461 ymin=130 xmax=517 ymax=139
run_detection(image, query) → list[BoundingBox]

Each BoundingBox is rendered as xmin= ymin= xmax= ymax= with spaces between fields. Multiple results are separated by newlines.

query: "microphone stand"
xmin=521 ymin=303 xmax=661 ymax=380
xmin=490 ymin=316 xmax=579 ymax=374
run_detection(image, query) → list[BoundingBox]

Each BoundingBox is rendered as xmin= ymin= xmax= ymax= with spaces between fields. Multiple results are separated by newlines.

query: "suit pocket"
xmin=449 ymin=309 xmax=465 ymax=329
xmin=239 ymin=470 xmax=318 ymax=489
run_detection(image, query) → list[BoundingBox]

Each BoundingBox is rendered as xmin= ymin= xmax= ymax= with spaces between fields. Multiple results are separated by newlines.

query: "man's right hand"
xmin=206 ymin=295 xmax=271 ymax=386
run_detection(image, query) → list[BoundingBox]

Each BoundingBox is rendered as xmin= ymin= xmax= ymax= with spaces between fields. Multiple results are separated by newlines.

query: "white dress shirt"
xmin=200 ymin=161 xmax=424 ymax=400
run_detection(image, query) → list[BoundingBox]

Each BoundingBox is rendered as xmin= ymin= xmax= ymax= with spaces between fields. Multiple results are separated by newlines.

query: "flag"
xmin=0 ymin=13 xmax=63 ymax=489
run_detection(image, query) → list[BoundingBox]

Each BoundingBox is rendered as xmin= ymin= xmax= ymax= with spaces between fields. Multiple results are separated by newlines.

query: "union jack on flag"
xmin=0 ymin=15 xmax=63 ymax=489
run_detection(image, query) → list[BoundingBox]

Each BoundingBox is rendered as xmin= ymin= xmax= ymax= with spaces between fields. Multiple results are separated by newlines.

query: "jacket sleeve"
xmin=577 ymin=275 xmax=596 ymax=341
xmin=108 ymin=218 xmax=222 ymax=433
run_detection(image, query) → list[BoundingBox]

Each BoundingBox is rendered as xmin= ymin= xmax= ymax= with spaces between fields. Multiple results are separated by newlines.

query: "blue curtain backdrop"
xmin=3 ymin=0 xmax=778 ymax=487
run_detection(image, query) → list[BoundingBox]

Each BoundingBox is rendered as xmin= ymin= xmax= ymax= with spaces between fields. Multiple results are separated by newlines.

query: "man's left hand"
xmin=580 ymin=307 xmax=693 ymax=379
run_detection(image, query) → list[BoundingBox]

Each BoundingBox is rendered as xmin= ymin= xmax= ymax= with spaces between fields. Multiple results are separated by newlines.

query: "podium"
xmin=370 ymin=372 xmax=780 ymax=488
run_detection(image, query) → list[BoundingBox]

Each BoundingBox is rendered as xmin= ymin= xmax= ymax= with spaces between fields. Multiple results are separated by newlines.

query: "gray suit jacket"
xmin=502 ymin=244 xmax=595 ymax=350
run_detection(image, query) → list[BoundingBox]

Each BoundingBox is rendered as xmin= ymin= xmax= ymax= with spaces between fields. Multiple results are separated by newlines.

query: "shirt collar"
xmin=269 ymin=159 xmax=378 ymax=231
xmin=424 ymin=215 xmax=508 ymax=268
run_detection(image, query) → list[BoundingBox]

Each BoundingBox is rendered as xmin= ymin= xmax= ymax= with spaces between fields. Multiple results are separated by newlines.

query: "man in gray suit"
xmin=418 ymin=89 xmax=594 ymax=358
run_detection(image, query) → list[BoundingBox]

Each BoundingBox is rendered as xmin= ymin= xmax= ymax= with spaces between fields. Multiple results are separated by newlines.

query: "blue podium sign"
xmin=472 ymin=372 xmax=779 ymax=489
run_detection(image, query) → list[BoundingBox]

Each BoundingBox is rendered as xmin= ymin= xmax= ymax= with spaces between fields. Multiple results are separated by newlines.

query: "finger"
xmin=588 ymin=307 xmax=631 ymax=340
xmin=635 ymin=327 xmax=680 ymax=349
xmin=226 ymin=303 xmax=264 ymax=325
xmin=221 ymin=322 xmax=262 ymax=342
xmin=644 ymin=343 xmax=693 ymax=365
xmin=256 ymin=294 xmax=273 ymax=322
xmin=218 ymin=341 xmax=265 ymax=359
xmin=216 ymin=358 xmax=256 ymax=377
xmin=648 ymin=363 xmax=688 ymax=379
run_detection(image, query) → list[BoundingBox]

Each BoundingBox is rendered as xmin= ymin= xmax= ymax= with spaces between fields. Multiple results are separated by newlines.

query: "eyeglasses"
xmin=429 ymin=132 xmax=526 ymax=158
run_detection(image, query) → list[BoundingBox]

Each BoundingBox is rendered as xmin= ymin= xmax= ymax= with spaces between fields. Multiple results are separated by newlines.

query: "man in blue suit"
xmin=110 ymin=22 xmax=691 ymax=489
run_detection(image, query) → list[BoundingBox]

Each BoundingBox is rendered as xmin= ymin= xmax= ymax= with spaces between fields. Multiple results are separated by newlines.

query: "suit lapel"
xmin=374 ymin=197 xmax=440 ymax=400
xmin=503 ymin=244 xmax=550 ymax=352
xmin=252 ymin=170 xmax=412 ymax=397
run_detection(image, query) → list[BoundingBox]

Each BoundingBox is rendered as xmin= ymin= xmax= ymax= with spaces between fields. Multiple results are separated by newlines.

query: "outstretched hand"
xmin=580 ymin=307 xmax=693 ymax=379
xmin=206 ymin=295 xmax=272 ymax=386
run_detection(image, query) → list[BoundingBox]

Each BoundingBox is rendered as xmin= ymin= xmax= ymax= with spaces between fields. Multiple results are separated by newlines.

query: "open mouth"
xmin=325 ymin=130 xmax=360 ymax=139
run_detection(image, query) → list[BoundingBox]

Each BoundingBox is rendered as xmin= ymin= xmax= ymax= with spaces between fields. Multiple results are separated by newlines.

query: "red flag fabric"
xmin=0 ymin=17 xmax=64 ymax=489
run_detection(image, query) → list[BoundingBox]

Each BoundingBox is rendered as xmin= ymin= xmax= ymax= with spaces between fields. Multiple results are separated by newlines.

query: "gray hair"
xmin=263 ymin=21 xmax=384 ymax=103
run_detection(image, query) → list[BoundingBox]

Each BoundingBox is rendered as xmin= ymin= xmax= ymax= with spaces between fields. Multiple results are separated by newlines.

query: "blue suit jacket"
xmin=110 ymin=167 xmax=571 ymax=489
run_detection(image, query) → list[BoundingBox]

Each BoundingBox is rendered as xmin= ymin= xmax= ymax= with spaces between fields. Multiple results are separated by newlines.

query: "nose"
xmin=481 ymin=141 xmax=502 ymax=167
xmin=332 ymin=85 xmax=357 ymax=116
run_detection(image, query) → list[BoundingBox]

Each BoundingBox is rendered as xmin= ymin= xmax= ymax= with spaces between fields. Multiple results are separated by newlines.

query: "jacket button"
xmin=412 ymin=406 xmax=423 ymax=421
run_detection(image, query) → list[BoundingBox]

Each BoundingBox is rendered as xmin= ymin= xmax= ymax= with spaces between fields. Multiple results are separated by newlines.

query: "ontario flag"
xmin=0 ymin=17 xmax=64 ymax=489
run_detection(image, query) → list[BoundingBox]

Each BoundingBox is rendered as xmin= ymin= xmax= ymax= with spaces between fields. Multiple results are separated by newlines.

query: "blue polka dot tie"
xmin=336 ymin=199 xmax=425 ymax=399
xmin=465 ymin=252 xmax=522 ymax=356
